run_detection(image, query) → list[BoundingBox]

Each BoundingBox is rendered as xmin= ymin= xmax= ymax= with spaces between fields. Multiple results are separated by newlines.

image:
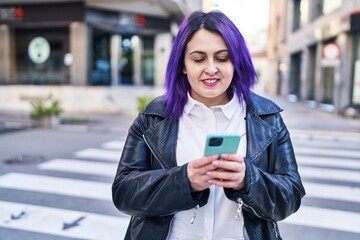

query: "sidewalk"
xmin=0 ymin=110 xmax=136 ymax=134
xmin=266 ymin=95 xmax=360 ymax=133
xmin=0 ymin=94 xmax=359 ymax=133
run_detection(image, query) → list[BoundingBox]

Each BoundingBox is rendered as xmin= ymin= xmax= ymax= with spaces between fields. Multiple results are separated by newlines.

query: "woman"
xmin=112 ymin=10 xmax=305 ymax=240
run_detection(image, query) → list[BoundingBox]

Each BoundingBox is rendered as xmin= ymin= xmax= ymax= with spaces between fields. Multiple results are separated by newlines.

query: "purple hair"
xmin=164 ymin=10 xmax=256 ymax=119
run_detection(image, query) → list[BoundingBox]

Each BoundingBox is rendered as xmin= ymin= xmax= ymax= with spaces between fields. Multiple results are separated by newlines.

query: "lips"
xmin=202 ymin=78 xmax=219 ymax=87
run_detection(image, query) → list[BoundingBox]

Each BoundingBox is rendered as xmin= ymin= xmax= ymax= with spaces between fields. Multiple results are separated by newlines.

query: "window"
xmin=312 ymin=0 xmax=342 ymax=20
xmin=142 ymin=36 xmax=154 ymax=86
xmin=293 ymin=0 xmax=309 ymax=31
xmin=289 ymin=52 xmax=302 ymax=98
xmin=90 ymin=30 xmax=111 ymax=86
xmin=351 ymin=33 xmax=360 ymax=105
xmin=323 ymin=0 xmax=342 ymax=15
xmin=15 ymin=28 xmax=70 ymax=85
xmin=313 ymin=0 xmax=324 ymax=19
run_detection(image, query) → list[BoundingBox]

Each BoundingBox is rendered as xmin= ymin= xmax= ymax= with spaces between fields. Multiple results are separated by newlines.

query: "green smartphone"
xmin=204 ymin=133 xmax=241 ymax=156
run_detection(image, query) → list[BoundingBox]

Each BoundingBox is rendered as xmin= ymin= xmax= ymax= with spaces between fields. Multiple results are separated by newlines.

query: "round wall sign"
xmin=28 ymin=37 xmax=51 ymax=64
xmin=322 ymin=43 xmax=340 ymax=60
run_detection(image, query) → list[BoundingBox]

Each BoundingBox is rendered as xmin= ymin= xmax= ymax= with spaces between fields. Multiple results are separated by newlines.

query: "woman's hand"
xmin=206 ymin=154 xmax=246 ymax=190
xmin=187 ymin=155 xmax=219 ymax=192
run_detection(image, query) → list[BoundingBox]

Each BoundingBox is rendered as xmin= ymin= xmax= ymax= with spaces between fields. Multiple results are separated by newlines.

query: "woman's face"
xmin=183 ymin=29 xmax=234 ymax=107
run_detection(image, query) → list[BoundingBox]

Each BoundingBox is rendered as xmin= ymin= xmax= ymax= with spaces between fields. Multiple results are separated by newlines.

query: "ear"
xmin=182 ymin=67 xmax=187 ymax=74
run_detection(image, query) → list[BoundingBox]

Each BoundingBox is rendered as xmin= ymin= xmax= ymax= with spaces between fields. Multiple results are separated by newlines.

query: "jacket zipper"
xmin=190 ymin=205 xmax=199 ymax=224
xmin=142 ymin=134 xmax=167 ymax=169
xmin=164 ymin=204 xmax=200 ymax=239
xmin=272 ymin=221 xmax=279 ymax=239
xmin=236 ymin=197 xmax=244 ymax=219
xmin=143 ymin=134 xmax=199 ymax=239
xmin=242 ymin=201 xmax=262 ymax=219
xmin=242 ymin=199 xmax=279 ymax=239
xmin=191 ymin=197 xmax=243 ymax=223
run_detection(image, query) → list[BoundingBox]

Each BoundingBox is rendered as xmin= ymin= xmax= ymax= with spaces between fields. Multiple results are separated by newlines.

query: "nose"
xmin=205 ymin=61 xmax=218 ymax=74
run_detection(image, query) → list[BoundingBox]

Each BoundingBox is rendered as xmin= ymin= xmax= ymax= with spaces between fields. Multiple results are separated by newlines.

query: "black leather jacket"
xmin=112 ymin=92 xmax=305 ymax=240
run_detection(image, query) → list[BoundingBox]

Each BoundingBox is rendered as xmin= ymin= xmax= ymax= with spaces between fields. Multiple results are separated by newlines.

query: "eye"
xmin=216 ymin=56 xmax=229 ymax=62
xmin=194 ymin=58 xmax=205 ymax=63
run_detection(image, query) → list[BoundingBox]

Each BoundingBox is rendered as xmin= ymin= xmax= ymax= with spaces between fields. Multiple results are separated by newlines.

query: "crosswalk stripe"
xmin=0 ymin=200 xmax=129 ymax=240
xmin=102 ymin=140 xmax=125 ymax=150
xmin=38 ymin=158 xmax=117 ymax=177
xmin=0 ymin=173 xmax=111 ymax=201
xmin=293 ymin=139 xmax=360 ymax=151
xmin=2 ymin=132 xmax=359 ymax=239
xmin=304 ymin=182 xmax=360 ymax=203
xmin=282 ymin=205 xmax=360 ymax=233
xmin=299 ymin=166 xmax=360 ymax=183
xmin=297 ymin=156 xmax=360 ymax=170
xmin=290 ymin=130 xmax=360 ymax=142
xmin=75 ymin=148 xmax=121 ymax=162
xmin=295 ymin=146 xmax=360 ymax=159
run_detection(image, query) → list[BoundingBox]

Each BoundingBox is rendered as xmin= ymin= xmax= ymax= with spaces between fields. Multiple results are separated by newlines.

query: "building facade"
xmin=0 ymin=0 xmax=201 ymax=87
xmin=0 ymin=0 xmax=203 ymax=114
xmin=268 ymin=0 xmax=360 ymax=116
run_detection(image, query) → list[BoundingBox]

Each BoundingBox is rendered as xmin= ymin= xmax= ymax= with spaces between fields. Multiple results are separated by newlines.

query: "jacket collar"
xmin=142 ymin=96 xmax=177 ymax=169
xmin=142 ymin=92 xmax=284 ymax=166
xmin=142 ymin=92 xmax=282 ymax=117
xmin=142 ymin=96 xmax=168 ymax=118
xmin=245 ymin=92 xmax=283 ymax=162
xmin=246 ymin=92 xmax=283 ymax=116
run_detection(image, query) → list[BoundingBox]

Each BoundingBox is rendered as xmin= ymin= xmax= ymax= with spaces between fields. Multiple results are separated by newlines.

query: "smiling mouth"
xmin=204 ymin=79 xmax=217 ymax=84
xmin=202 ymin=78 xmax=219 ymax=86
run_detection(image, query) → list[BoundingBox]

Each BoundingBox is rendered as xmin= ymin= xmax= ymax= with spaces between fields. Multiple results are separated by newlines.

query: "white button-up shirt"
xmin=169 ymin=93 xmax=247 ymax=240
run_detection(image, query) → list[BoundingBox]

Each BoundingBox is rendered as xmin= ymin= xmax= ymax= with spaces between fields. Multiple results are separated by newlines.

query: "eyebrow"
xmin=189 ymin=49 xmax=229 ymax=55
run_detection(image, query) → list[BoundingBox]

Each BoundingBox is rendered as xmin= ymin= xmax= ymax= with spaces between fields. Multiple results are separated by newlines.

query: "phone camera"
xmin=209 ymin=137 xmax=223 ymax=147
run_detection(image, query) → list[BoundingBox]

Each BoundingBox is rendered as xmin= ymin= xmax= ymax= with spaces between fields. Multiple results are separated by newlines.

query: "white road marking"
xmin=102 ymin=140 xmax=125 ymax=150
xmin=304 ymin=182 xmax=360 ymax=203
xmin=75 ymin=148 xmax=121 ymax=162
xmin=0 ymin=173 xmax=111 ymax=201
xmin=299 ymin=166 xmax=360 ymax=183
xmin=295 ymin=146 xmax=360 ymax=159
xmin=297 ymin=156 xmax=360 ymax=170
xmin=0 ymin=200 xmax=129 ymax=240
xmin=38 ymin=158 xmax=117 ymax=177
xmin=282 ymin=205 xmax=360 ymax=233
xmin=293 ymin=139 xmax=360 ymax=151
xmin=290 ymin=130 xmax=360 ymax=143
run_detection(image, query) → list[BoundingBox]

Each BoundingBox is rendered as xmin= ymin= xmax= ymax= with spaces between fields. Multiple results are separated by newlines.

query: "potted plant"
xmin=136 ymin=96 xmax=154 ymax=112
xmin=29 ymin=94 xmax=64 ymax=128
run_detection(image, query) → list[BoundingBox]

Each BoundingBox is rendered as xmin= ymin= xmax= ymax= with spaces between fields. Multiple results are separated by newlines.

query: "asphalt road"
xmin=0 ymin=95 xmax=359 ymax=239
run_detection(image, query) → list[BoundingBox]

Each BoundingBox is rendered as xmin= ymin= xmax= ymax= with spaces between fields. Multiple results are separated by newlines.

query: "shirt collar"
xmin=183 ymin=92 xmax=201 ymax=115
xmin=214 ymin=94 xmax=240 ymax=120
xmin=184 ymin=93 xmax=242 ymax=120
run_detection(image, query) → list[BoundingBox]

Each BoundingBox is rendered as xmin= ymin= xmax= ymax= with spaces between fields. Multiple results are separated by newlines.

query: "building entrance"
xmin=289 ymin=52 xmax=302 ymax=100
xmin=90 ymin=30 xmax=111 ymax=85
xmin=319 ymin=66 xmax=335 ymax=112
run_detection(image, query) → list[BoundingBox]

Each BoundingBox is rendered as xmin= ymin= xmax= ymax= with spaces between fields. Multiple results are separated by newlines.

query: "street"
xmin=0 ymin=95 xmax=360 ymax=240
xmin=279 ymin=128 xmax=360 ymax=239
xmin=0 ymin=122 xmax=133 ymax=240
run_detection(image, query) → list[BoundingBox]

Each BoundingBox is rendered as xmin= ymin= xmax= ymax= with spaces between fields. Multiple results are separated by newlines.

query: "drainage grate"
xmin=1 ymin=154 xmax=47 ymax=165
